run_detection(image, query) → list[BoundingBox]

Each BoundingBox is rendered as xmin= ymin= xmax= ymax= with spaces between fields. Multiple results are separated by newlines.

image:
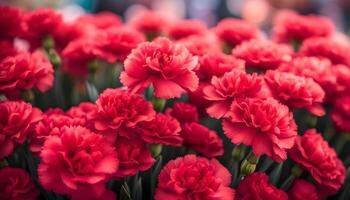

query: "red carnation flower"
xmin=232 ymin=39 xmax=293 ymax=70
xmin=223 ymin=98 xmax=297 ymax=162
xmin=0 ymin=167 xmax=39 ymax=200
xmin=155 ymin=155 xmax=235 ymax=200
xmin=197 ymin=52 xmax=245 ymax=82
xmin=114 ymin=137 xmax=155 ymax=178
xmin=203 ymin=70 xmax=268 ymax=119
xmin=76 ymin=12 xmax=122 ymax=29
xmin=0 ymin=100 xmax=42 ymax=159
xmin=30 ymin=108 xmax=75 ymax=154
xmin=167 ymin=19 xmax=207 ymax=40
xmin=0 ymin=6 xmax=23 ymax=40
xmin=278 ymin=56 xmax=337 ymax=97
xmin=0 ymin=40 xmax=18 ymax=61
xmin=120 ymin=37 xmax=199 ymax=98
xmin=288 ymin=179 xmax=323 ymax=200
xmin=182 ymin=122 xmax=224 ymax=158
xmin=289 ymin=129 xmax=346 ymax=195
xmin=138 ymin=113 xmax=183 ymax=146
xmin=236 ymin=172 xmax=288 ymax=200
xmin=129 ymin=10 xmax=169 ymax=36
xmin=67 ymin=102 xmax=97 ymax=129
xmin=99 ymin=26 xmax=145 ymax=62
xmin=299 ymin=37 xmax=350 ymax=66
xmin=177 ymin=34 xmax=221 ymax=56
xmin=332 ymin=65 xmax=350 ymax=98
xmin=264 ymin=70 xmax=325 ymax=116
xmin=331 ymin=95 xmax=350 ymax=133
xmin=0 ymin=51 xmax=54 ymax=99
xmin=22 ymin=8 xmax=63 ymax=49
xmin=188 ymin=83 xmax=213 ymax=116
xmin=273 ymin=10 xmax=334 ymax=43
xmin=94 ymin=88 xmax=155 ymax=142
xmin=214 ymin=18 xmax=262 ymax=47
xmin=166 ymin=102 xmax=199 ymax=124
xmin=38 ymin=126 xmax=119 ymax=200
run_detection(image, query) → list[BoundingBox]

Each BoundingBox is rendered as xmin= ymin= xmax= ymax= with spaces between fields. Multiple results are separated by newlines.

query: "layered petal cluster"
xmin=232 ymin=39 xmax=293 ymax=70
xmin=76 ymin=12 xmax=122 ymax=29
xmin=165 ymin=102 xmax=199 ymax=124
xmin=236 ymin=172 xmax=288 ymax=200
xmin=288 ymin=179 xmax=323 ymax=200
xmin=273 ymin=10 xmax=334 ymax=43
xmin=0 ymin=6 xmax=23 ymax=40
xmin=38 ymin=126 xmax=118 ymax=200
xmin=0 ymin=51 xmax=54 ymax=99
xmin=129 ymin=11 xmax=169 ymax=37
xmin=121 ymin=37 xmax=199 ymax=98
xmin=289 ymin=129 xmax=346 ymax=195
xmin=167 ymin=20 xmax=207 ymax=40
xmin=264 ymin=70 xmax=325 ymax=116
xmin=0 ymin=100 xmax=42 ymax=159
xmin=67 ymin=102 xmax=98 ymax=129
xmin=223 ymin=98 xmax=297 ymax=162
xmin=177 ymin=34 xmax=221 ymax=56
xmin=155 ymin=155 xmax=235 ymax=200
xmin=203 ymin=70 xmax=268 ymax=119
xmin=0 ymin=167 xmax=39 ymax=200
xmin=331 ymin=95 xmax=350 ymax=132
xmin=94 ymin=88 xmax=155 ymax=141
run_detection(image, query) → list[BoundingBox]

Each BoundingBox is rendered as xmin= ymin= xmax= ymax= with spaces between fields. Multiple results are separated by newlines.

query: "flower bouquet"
xmin=0 ymin=5 xmax=349 ymax=200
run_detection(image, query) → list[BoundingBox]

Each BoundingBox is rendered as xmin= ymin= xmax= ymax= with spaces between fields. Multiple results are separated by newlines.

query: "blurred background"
xmin=2 ymin=0 xmax=350 ymax=34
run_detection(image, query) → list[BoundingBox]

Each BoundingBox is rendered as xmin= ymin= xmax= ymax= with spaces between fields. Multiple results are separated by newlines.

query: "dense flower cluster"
xmin=0 ymin=5 xmax=349 ymax=200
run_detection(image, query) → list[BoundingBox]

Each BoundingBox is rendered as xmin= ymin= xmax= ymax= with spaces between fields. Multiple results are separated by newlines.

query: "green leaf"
xmin=133 ymin=178 xmax=143 ymax=200
xmin=119 ymin=182 xmax=132 ymax=200
xmin=85 ymin=81 xmax=99 ymax=102
xmin=151 ymin=156 xmax=162 ymax=199
xmin=269 ymin=163 xmax=283 ymax=185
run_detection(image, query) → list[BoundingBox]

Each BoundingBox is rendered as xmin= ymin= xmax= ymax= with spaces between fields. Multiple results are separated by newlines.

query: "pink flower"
xmin=223 ymin=98 xmax=297 ymax=162
xmin=0 ymin=100 xmax=42 ymax=159
xmin=203 ymin=70 xmax=268 ymax=119
xmin=288 ymin=179 xmax=323 ymax=200
xmin=155 ymin=155 xmax=235 ymax=200
xmin=114 ymin=137 xmax=155 ymax=178
xmin=129 ymin=11 xmax=169 ymax=36
xmin=232 ymin=39 xmax=292 ymax=70
xmin=0 ymin=40 xmax=18 ymax=61
xmin=120 ymin=37 xmax=199 ymax=98
xmin=289 ymin=129 xmax=346 ymax=195
xmin=166 ymin=102 xmax=199 ymax=124
xmin=197 ymin=52 xmax=245 ymax=82
xmin=167 ymin=19 xmax=207 ymax=40
xmin=0 ymin=51 xmax=54 ymax=99
xmin=177 ymin=34 xmax=221 ymax=56
xmin=236 ymin=172 xmax=288 ymax=200
xmin=273 ymin=10 xmax=334 ymax=43
xmin=0 ymin=167 xmax=39 ymax=200
xmin=67 ymin=102 xmax=97 ymax=129
xmin=138 ymin=113 xmax=183 ymax=146
xmin=38 ymin=126 xmax=119 ymax=200
xmin=76 ymin=12 xmax=122 ymax=29
xmin=182 ymin=122 xmax=224 ymax=158
xmin=94 ymin=88 xmax=155 ymax=142
xmin=0 ymin=6 xmax=23 ymax=40
xmin=264 ymin=70 xmax=325 ymax=116
xmin=331 ymin=95 xmax=350 ymax=133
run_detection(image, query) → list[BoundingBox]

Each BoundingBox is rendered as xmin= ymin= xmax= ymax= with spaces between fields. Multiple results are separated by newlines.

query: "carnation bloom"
xmin=30 ymin=108 xmax=75 ymax=153
xmin=197 ymin=52 xmax=245 ymax=82
xmin=99 ymin=26 xmax=145 ymax=62
xmin=129 ymin=11 xmax=169 ymax=37
xmin=155 ymin=155 xmax=235 ymax=200
xmin=0 ymin=51 xmax=54 ymax=99
xmin=223 ymin=98 xmax=297 ymax=162
xmin=167 ymin=19 xmax=207 ymax=40
xmin=232 ymin=39 xmax=292 ymax=70
xmin=0 ymin=100 xmax=42 ymax=159
xmin=0 ymin=167 xmax=40 ymax=200
xmin=299 ymin=37 xmax=350 ymax=66
xmin=278 ymin=56 xmax=337 ymax=97
xmin=76 ymin=12 xmax=122 ymax=29
xmin=188 ymin=83 xmax=213 ymax=116
xmin=138 ymin=113 xmax=183 ymax=146
xmin=236 ymin=172 xmax=288 ymax=200
xmin=177 ymin=34 xmax=221 ymax=56
xmin=331 ymin=95 xmax=350 ymax=133
xmin=120 ymin=37 xmax=199 ymax=98
xmin=0 ymin=6 xmax=23 ymax=40
xmin=114 ymin=137 xmax=155 ymax=178
xmin=0 ymin=40 xmax=18 ymax=60
xmin=94 ymin=88 xmax=155 ymax=141
xmin=203 ymin=70 xmax=268 ymax=119
xmin=182 ymin=122 xmax=224 ymax=158
xmin=166 ymin=102 xmax=199 ymax=124
xmin=67 ymin=102 xmax=97 ymax=129
xmin=22 ymin=8 xmax=63 ymax=49
xmin=214 ymin=18 xmax=262 ymax=47
xmin=289 ymin=129 xmax=346 ymax=195
xmin=38 ymin=126 xmax=119 ymax=200
xmin=273 ymin=10 xmax=334 ymax=43
xmin=264 ymin=70 xmax=325 ymax=116
xmin=288 ymin=179 xmax=323 ymax=200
